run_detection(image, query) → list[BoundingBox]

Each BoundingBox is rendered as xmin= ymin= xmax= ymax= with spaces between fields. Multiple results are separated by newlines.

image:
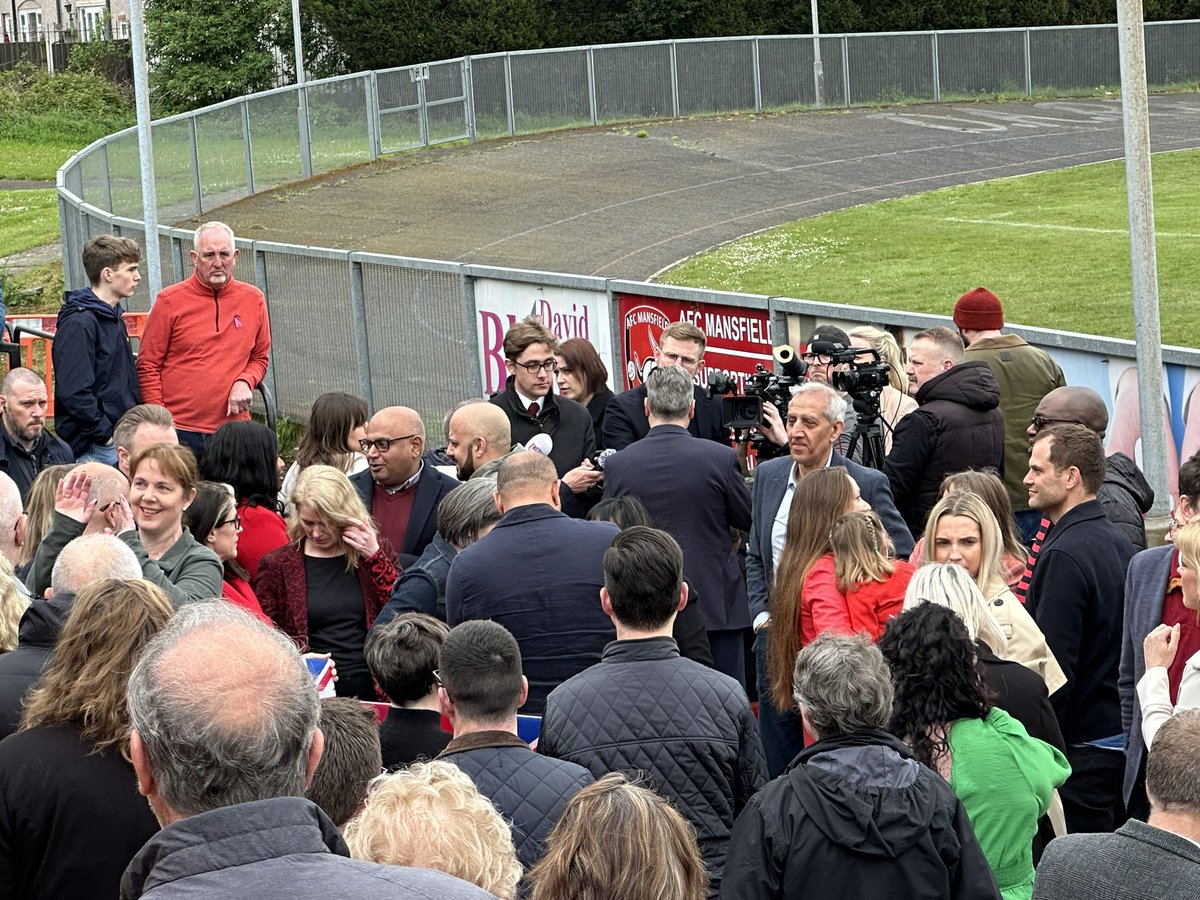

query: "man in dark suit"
xmin=1033 ymin=710 xmax=1200 ymax=899
xmin=445 ymin=451 xmax=618 ymax=715
xmin=351 ymin=405 xmax=459 ymax=567
xmin=603 ymin=320 xmax=729 ymax=451
xmin=746 ymin=382 xmax=914 ymax=776
xmin=1119 ymin=451 xmax=1200 ymax=818
xmin=604 ymin=363 xmax=752 ymax=686
xmin=1025 ymin=423 xmax=1136 ymax=833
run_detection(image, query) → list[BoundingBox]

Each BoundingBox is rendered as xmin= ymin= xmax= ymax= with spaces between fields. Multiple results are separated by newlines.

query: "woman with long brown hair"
xmin=0 ymin=578 xmax=174 ymax=900
xmin=767 ymin=467 xmax=868 ymax=712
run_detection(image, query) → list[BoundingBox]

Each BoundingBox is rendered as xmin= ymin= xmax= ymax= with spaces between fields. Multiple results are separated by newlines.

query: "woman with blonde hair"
xmin=255 ymin=464 xmax=398 ymax=700
xmin=0 ymin=555 xmax=28 ymax=653
xmin=921 ymin=491 xmax=1064 ymax=693
xmin=0 ymin=579 xmax=174 ymax=900
xmin=344 ymin=760 xmax=521 ymax=899
xmin=768 ymin=467 xmax=869 ymax=712
xmin=527 ymin=773 xmax=707 ymax=900
xmin=848 ymin=325 xmax=917 ymax=454
xmin=16 ymin=463 xmax=73 ymax=576
xmin=827 ymin=510 xmax=915 ymax=641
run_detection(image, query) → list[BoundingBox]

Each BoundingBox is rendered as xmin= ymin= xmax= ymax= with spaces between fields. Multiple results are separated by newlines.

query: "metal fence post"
xmin=464 ymin=56 xmax=477 ymax=142
xmin=241 ymin=100 xmax=256 ymax=195
xmin=504 ymin=54 xmax=516 ymax=135
xmin=170 ymin=235 xmax=186 ymax=281
xmin=365 ymin=72 xmax=381 ymax=161
xmin=841 ymin=36 xmax=851 ymax=107
xmin=348 ymin=258 xmax=376 ymax=410
xmin=254 ymin=246 xmax=281 ymax=413
xmin=932 ymin=32 xmax=941 ymax=102
xmin=188 ymin=116 xmax=203 ymax=216
xmin=298 ymin=85 xmax=313 ymax=179
xmin=98 ymin=143 xmax=113 ymax=212
xmin=460 ymin=272 xmax=483 ymax=393
xmin=586 ymin=47 xmax=598 ymax=125
xmin=1024 ymin=29 xmax=1033 ymax=97
xmin=752 ymin=38 xmax=762 ymax=113
xmin=669 ymin=41 xmax=680 ymax=117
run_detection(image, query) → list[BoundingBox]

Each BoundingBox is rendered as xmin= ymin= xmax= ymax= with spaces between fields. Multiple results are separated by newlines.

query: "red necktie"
xmin=528 ymin=402 xmax=540 ymax=417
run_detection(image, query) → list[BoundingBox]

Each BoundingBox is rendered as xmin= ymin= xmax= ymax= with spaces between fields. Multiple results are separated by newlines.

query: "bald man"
xmin=0 ymin=472 xmax=26 ymax=568
xmin=445 ymin=451 xmax=618 ymax=714
xmin=350 ymin=406 xmax=458 ymax=566
xmin=1028 ymin=387 xmax=1153 ymax=551
xmin=446 ymin=402 xmax=514 ymax=481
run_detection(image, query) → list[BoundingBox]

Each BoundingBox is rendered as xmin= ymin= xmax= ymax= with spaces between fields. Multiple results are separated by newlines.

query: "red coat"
xmin=235 ymin=500 xmax=289 ymax=579
xmin=222 ymin=573 xmax=271 ymax=625
xmin=799 ymin=555 xmax=916 ymax=645
xmin=253 ymin=540 xmax=399 ymax=650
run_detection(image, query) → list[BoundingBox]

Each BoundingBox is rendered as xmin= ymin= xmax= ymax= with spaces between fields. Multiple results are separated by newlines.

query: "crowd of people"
xmin=0 ymin=222 xmax=1196 ymax=899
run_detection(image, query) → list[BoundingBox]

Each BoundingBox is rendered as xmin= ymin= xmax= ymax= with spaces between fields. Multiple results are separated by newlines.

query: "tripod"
xmin=845 ymin=394 xmax=888 ymax=472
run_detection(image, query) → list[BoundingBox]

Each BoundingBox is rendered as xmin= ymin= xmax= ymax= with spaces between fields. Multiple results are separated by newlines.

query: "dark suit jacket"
xmin=1033 ymin=819 xmax=1200 ymax=900
xmin=745 ymin=453 xmax=915 ymax=621
xmin=603 ymin=384 xmax=727 ymax=451
xmin=1118 ymin=544 xmax=1174 ymax=805
xmin=351 ymin=464 xmax=459 ymax=567
xmin=604 ymin=424 xmax=753 ymax=631
xmin=445 ymin=504 xmax=619 ymax=715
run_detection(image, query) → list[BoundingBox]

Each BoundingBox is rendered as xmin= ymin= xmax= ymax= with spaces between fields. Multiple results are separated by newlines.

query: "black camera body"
xmin=712 ymin=346 xmax=808 ymax=433
xmin=829 ymin=347 xmax=892 ymax=403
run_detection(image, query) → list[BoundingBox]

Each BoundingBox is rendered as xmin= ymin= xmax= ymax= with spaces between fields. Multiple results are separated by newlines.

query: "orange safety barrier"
xmin=6 ymin=313 xmax=149 ymax=419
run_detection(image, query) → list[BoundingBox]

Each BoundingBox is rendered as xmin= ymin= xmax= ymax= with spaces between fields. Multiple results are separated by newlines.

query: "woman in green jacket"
xmin=880 ymin=602 xmax=1071 ymax=900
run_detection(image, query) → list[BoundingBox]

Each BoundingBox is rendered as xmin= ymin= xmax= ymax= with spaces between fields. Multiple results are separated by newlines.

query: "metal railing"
xmin=56 ymin=21 xmax=1200 ymax=430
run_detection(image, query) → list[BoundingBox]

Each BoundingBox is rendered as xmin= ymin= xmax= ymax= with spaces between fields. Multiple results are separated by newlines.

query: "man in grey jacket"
xmin=119 ymin=603 xmax=492 ymax=899
xmin=1034 ymin=709 xmax=1200 ymax=899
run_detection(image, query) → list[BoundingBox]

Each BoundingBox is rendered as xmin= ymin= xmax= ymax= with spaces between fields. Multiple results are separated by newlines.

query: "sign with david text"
xmin=615 ymin=293 xmax=775 ymax=392
xmin=474 ymin=280 xmax=614 ymax=395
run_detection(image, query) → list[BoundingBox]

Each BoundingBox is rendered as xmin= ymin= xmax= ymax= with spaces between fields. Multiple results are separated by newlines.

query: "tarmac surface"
xmin=200 ymin=95 xmax=1200 ymax=280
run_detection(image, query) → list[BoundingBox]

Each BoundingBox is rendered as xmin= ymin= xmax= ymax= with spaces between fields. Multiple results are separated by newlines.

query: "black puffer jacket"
xmin=540 ymin=637 xmax=767 ymax=897
xmin=720 ymin=730 xmax=1000 ymax=900
xmin=884 ymin=361 xmax=1004 ymax=536
xmin=439 ymin=731 xmax=593 ymax=869
xmin=0 ymin=594 xmax=72 ymax=740
xmin=1100 ymin=452 xmax=1153 ymax=552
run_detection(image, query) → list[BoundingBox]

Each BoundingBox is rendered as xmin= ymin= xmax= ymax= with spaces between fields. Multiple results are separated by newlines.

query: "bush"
xmin=0 ymin=62 xmax=133 ymax=142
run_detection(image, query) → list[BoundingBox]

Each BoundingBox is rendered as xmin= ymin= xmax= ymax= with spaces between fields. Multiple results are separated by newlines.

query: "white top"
xmin=279 ymin=453 xmax=369 ymax=516
xmin=1137 ymin=649 xmax=1200 ymax=751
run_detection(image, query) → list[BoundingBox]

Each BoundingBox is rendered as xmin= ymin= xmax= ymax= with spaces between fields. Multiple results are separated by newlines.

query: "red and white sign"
xmin=616 ymin=293 xmax=775 ymax=391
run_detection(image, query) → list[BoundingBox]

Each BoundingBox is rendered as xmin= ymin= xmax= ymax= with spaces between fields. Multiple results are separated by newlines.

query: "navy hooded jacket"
xmin=52 ymin=288 xmax=141 ymax=456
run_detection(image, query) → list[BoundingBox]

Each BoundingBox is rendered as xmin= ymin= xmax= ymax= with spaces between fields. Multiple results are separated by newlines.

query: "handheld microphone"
xmin=527 ymin=433 xmax=554 ymax=457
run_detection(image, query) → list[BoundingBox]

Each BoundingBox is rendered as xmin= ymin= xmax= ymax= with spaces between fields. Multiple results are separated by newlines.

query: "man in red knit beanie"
xmin=953 ymin=286 xmax=1065 ymax=543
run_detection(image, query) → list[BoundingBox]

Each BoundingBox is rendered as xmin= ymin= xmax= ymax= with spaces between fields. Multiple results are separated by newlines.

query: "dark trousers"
xmin=176 ymin=429 xmax=211 ymax=464
xmin=1062 ymin=744 xmax=1126 ymax=833
xmin=709 ymin=628 xmax=750 ymax=693
xmin=754 ymin=630 xmax=806 ymax=778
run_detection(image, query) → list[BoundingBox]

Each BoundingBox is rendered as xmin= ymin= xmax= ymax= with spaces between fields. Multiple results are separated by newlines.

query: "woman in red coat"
xmin=184 ymin=481 xmax=272 ymax=624
xmin=255 ymin=465 xmax=399 ymax=700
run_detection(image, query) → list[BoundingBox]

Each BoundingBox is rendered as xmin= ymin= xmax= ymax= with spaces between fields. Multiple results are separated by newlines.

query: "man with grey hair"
xmin=1033 ymin=708 xmax=1200 ymax=898
xmin=747 ymin=380 xmax=913 ymax=776
xmin=603 ymin=363 xmax=753 ymax=685
xmin=137 ymin=221 xmax=271 ymax=461
xmin=113 ymin=403 xmax=177 ymax=478
xmin=721 ymin=632 xmax=999 ymax=899
xmin=0 ymin=534 xmax=141 ymax=740
xmin=120 ymin=602 xmax=492 ymax=899
xmin=0 ymin=367 xmax=74 ymax=502
xmin=372 ymin=479 xmax=502 ymax=627
xmin=883 ymin=325 xmax=1004 ymax=535
xmin=0 ymin=471 xmax=27 ymax=568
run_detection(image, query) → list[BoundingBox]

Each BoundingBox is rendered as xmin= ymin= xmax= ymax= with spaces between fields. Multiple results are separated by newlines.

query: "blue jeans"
xmin=77 ymin=442 xmax=118 ymax=466
xmin=1013 ymin=509 xmax=1044 ymax=547
xmin=754 ymin=630 xmax=806 ymax=779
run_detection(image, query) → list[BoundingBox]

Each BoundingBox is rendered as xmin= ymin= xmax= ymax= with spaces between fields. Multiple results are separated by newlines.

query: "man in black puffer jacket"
xmin=437 ymin=620 xmax=593 ymax=870
xmin=884 ymin=326 xmax=1004 ymax=537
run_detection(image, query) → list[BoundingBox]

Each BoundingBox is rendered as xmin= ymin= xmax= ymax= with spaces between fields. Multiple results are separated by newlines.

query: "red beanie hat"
xmin=953 ymin=287 xmax=1004 ymax=331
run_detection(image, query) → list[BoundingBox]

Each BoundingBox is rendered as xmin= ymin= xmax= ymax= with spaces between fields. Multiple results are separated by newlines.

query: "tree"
xmin=146 ymin=0 xmax=286 ymax=113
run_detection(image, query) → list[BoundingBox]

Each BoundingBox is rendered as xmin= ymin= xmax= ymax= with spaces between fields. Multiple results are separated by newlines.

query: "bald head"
xmin=50 ymin=533 xmax=141 ymax=597
xmin=496 ymin=450 xmax=559 ymax=510
xmin=363 ymin=406 xmax=425 ymax=487
xmin=447 ymin=403 xmax=512 ymax=480
xmin=76 ymin=461 xmax=130 ymax=508
xmin=127 ymin=602 xmax=322 ymax=824
xmin=1029 ymin=387 xmax=1109 ymax=439
xmin=0 ymin=472 xmax=24 ymax=565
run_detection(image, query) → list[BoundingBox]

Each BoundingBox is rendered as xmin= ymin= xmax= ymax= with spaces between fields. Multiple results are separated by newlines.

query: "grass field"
xmin=657 ymin=149 xmax=1200 ymax=347
xmin=0 ymin=189 xmax=59 ymax=258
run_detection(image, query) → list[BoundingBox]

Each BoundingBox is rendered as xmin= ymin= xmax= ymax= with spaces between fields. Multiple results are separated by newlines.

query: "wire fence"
xmin=55 ymin=21 xmax=1200 ymax=429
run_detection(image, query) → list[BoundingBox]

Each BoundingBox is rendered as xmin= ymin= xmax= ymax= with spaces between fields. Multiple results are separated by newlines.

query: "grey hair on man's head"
xmin=646 ymin=364 xmax=694 ymax=421
xmin=0 ymin=472 xmax=21 ymax=533
xmin=193 ymin=221 xmax=236 ymax=249
xmin=1 ymin=367 xmax=44 ymax=396
xmin=50 ymin=534 xmax=141 ymax=596
xmin=437 ymin=481 xmax=503 ymax=550
xmin=127 ymin=601 xmax=320 ymax=818
xmin=792 ymin=382 xmax=848 ymax=426
xmin=1146 ymin=708 xmax=1200 ymax=815
xmin=793 ymin=631 xmax=894 ymax=737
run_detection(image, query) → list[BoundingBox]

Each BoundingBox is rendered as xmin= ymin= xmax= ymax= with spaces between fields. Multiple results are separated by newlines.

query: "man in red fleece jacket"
xmin=137 ymin=221 xmax=271 ymax=460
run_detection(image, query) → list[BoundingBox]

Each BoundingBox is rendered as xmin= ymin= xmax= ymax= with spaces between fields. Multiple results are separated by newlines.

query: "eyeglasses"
xmin=1029 ymin=415 xmax=1081 ymax=431
xmin=802 ymin=353 xmax=834 ymax=366
xmin=660 ymin=350 xmax=700 ymax=367
xmin=432 ymin=669 xmax=443 ymax=686
xmin=360 ymin=434 xmax=419 ymax=453
xmin=514 ymin=358 xmax=558 ymax=374
xmin=217 ymin=515 xmax=242 ymax=531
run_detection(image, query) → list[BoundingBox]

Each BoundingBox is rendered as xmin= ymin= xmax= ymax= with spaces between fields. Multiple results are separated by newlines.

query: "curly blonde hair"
xmin=343 ymin=761 xmax=521 ymax=899
xmin=20 ymin=578 xmax=174 ymax=757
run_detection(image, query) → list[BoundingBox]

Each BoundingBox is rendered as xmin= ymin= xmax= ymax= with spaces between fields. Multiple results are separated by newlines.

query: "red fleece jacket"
xmin=137 ymin=272 xmax=271 ymax=434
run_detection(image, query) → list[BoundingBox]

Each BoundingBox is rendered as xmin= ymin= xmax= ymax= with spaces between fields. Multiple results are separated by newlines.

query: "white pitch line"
xmin=946 ymin=217 xmax=1200 ymax=238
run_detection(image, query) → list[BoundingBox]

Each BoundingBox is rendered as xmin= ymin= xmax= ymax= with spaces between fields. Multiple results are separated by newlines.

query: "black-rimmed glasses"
xmin=360 ymin=434 xmax=419 ymax=453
